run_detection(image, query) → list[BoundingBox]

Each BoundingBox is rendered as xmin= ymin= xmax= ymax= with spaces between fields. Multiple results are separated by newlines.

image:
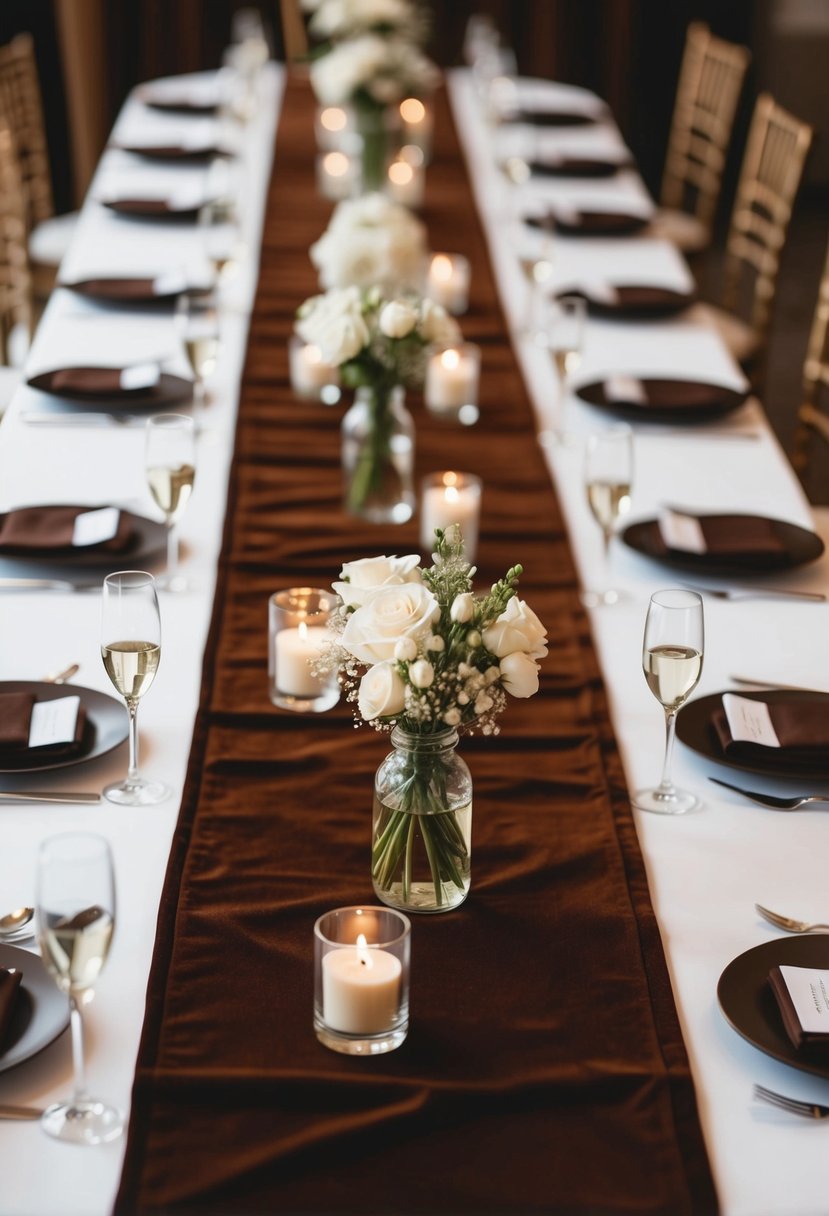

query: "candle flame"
xmin=400 ymin=97 xmax=425 ymax=124
xmin=321 ymin=106 xmax=347 ymax=132
xmin=440 ymin=348 xmax=460 ymax=371
xmin=356 ymin=933 xmax=373 ymax=969
xmin=432 ymin=254 xmax=453 ymax=282
xmin=324 ymin=151 xmax=350 ymax=178
xmin=388 ymin=160 xmax=414 ymax=186
xmin=298 ymin=620 xmax=309 ymax=642
xmin=442 ymin=470 xmax=459 ymax=487
xmin=444 ymin=485 xmax=460 ymax=504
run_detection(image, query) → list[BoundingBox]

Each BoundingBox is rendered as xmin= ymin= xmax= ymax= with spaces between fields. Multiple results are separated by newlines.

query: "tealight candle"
xmin=386 ymin=153 xmax=424 ymax=207
xmin=399 ymin=96 xmax=433 ymax=161
xmin=424 ymin=343 xmax=481 ymax=424
xmin=420 ymin=471 xmax=482 ymax=563
xmin=288 ymin=334 xmax=341 ymax=404
xmin=314 ymin=906 xmax=411 ymax=1055
xmin=269 ymin=588 xmax=339 ymax=713
xmin=427 ymin=253 xmax=471 ymax=315
xmin=316 ymin=150 xmax=355 ymax=201
xmin=314 ymin=105 xmax=353 ymax=151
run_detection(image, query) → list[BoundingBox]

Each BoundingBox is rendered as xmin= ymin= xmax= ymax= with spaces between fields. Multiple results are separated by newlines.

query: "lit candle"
xmin=420 ymin=471 xmax=482 ymax=562
xmin=386 ymin=154 xmax=424 ymax=207
xmin=427 ymin=253 xmax=471 ymax=315
xmin=288 ymin=334 xmax=340 ymax=401
xmin=274 ymin=621 xmax=329 ymax=697
xmin=322 ymin=933 xmax=402 ymax=1035
xmin=316 ymin=150 xmax=355 ymax=201
xmin=315 ymin=105 xmax=351 ymax=150
xmin=424 ymin=344 xmax=481 ymax=420
xmin=399 ymin=96 xmax=433 ymax=160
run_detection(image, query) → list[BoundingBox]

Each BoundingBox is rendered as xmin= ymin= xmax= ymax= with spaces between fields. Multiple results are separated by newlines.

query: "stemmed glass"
xmin=145 ymin=414 xmax=196 ymax=592
xmin=539 ymin=294 xmax=586 ymax=442
xmin=199 ymin=196 xmax=244 ymax=285
xmin=175 ymin=290 xmax=220 ymax=411
xmin=36 ymin=832 xmax=122 ymax=1145
xmin=635 ymin=589 xmax=704 ymax=815
xmin=582 ymin=425 xmax=633 ymax=607
xmin=100 ymin=571 xmax=170 ymax=806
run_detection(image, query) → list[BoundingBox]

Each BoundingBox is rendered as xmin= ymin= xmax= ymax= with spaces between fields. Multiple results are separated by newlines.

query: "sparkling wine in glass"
xmin=199 ymin=196 xmax=244 ymax=283
xmin=145 ymin=414 xmax=196 ymax=592
xmin=175 ymin=290 xmax=219 ymax=411
xmin=543 ymin=294 xmax=586 ymax=441
xmin=582 ymin=425 xmax=633 ymax=607
xmin=36 ymin=832 xmax=122 ymax=1145
xmin=101 ymin=571 xmax=170 ymax=806
xmin=635 ymin=589 xmax=704 ymax=815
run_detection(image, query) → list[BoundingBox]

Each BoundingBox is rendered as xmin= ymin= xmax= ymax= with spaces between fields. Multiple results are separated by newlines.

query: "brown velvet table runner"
xmin=115 ymin=78 xmax=717 ymax=1215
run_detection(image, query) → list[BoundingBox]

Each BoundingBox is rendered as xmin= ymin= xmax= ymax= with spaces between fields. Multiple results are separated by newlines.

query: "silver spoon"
xmin=0 ymin=907 xmax=34 ymax=938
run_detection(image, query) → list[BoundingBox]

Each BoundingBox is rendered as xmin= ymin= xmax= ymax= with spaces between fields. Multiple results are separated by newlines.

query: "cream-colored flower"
xmin=409 ymin=658 xmax=434 ymax=688
xmin=358 ymin=661 xmax=406 ymax=720
xmin=394 ymin=637 xmax=418 ymax=662
xmin=296 ymin=286 xmax=369 ymax=364
xmin=419 ymin=297 xmax=462 ymax=347
xmin=341 ymin=582 xmax=440 ymax=664
xmin=450 ymin=592 xmax=475 ymax=623
xmin=333 ymin=553 xmax=420 ymax=608
xmin=482 ymin=596 xmax=548 ymax=660
xmin=309 ymin=193 xmax=426 ymax=293
xmin=310 ymin=0 xmax=419 ymax=42
xmin=499 ymin=651 xmax=540 ymax=698
xmin=379 ymin=299 xmax=418 ymax=339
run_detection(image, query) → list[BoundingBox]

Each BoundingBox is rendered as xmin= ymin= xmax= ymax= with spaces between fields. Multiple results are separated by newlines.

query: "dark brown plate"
xmin=115 ymin=143 xmax=230 ymax=162
xmin=529 ymin=157 xmax=628 ymax=178
xmin=0 ymin=944 xmax=69 ymax=1072
xmin=0 ymin=681 xmax=127 ymax=773
xmin=622 ymin=515 xmax=823 ymax=573
xmin=576 ymin=376 xmax=749 ymax=421
xmin=0 ymin=504 xmax=166 ymax=567
xmin=677 ymin=690 xmax=829 ymax=781
xmin=562 ymin=285 xmax=694 ymax=317
xmin=509 ymin=108 xmax=598 ymax=127
xmin=102 ymin=198 xmax=201 ymax=221
xmin=28 ymin=368 xmax=192 ymax=409
xmin=718 ymin=936 xmax=829 ymax=1079
xmin=62 ymin=277 xmax=187 ymax=303
xmin=526 ymin=210 xmax=649 ymax=237
xmin=141 ymin=96 xmax=219 ymax=115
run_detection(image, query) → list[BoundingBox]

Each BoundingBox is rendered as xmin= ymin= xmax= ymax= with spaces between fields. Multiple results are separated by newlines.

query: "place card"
xmin=72 ymin=506 xmax=121 ymax=548
xmin=769 ymin=964 xmax=829 ymax=1049
xmin=28 ymin=696 xmax=81 ymax=750
xmin=605 ymin=375 xmax=647 ymax=405
xmin=657 ymin=508 xmax=706 ymax=553
xmin=153 ymin=270 xmax=187 ymax=297
xmin=120 ymin=363 xmax=161 ymax=392
xmin=721 ymin=693 xmax=781 ymax=749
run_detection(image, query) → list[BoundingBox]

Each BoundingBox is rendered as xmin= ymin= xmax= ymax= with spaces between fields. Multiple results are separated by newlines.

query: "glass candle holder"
xmin=314 ymin=906 xmax=411 ymax=1055
xmin=288 ymin=334 xmax=341 ymax=405
xmin=316 ymin=150 xmax=356 ymax=201
xmin=399 ymin=96 xmax=433 ymax=162
xmin=420 ymin=471 xmax=482 ymax=564
xmin=426 ymin=253 xmax=471 ymax=315
xmin=269 ymin=588 xmax=339 ymax=713
xmin=424 ymin=343 xmax=481 ymax=425
xmin=386 ymin=150 xmax=425 ymax=208
xmin=314 ymin=105 xmax=354 ymax=152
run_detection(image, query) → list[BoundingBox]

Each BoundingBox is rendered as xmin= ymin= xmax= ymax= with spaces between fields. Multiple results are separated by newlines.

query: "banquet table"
xmin=2 ymin=59 xmax=829 ymax=1216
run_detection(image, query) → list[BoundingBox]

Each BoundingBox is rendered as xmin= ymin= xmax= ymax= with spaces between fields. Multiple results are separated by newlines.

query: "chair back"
xmin=792 ymin=240 xmax=829 ymax=480
xmin=0 ymin=33 xmax=54 ymax=234
xmin=721 ymin=94 xmax=813 ymax=359
xmin=279 ymin=0 xmax=309 ymax=63
xmin=0 ymin=121 xmax=32 ymax=364
xmin=661 ymin=23 xmax=750 ymax=237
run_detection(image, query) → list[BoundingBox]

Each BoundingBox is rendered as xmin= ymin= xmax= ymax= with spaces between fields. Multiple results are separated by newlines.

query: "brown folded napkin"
xmin=144 ymin=97 xmax=219 ymax=115
xmin=0 ymin=691 xmax=87 ymax=760
xmin=0 ymin=968 xmax=22 ymax=1051
xmin=36 ymin=368 xmax=140 ymax=397
xmin=105 ymin=198 xmax=198 ymax=218
xmin=530 ymin=157 xmax=624 ymax=178
xmin=66 ymin=278 xmax=162 ymax=300
xmin=0 ymin=505 xmax=136 ymax=555
xmin=117 ymin=143 xmax=227 ymax=161
xmin=653 ymin=513 xmax=787 ymax=557
xmin=513 ymin=109 xmax=596 ymax=127
xmin=769 ymin=966 xmax=829 ymax=1052
xmin=557 ymin=210 xmax=648 ymax=236
xmin=712 ymin=695 xmax=829 ymax=766
xmin=608 ymin=285 xmax=691 ymax=310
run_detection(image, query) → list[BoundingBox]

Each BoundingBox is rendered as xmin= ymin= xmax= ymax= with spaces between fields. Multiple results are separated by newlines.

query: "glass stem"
xmin=166 ymin=522 xmax=179 ymax=579
xmin=658 ymin=709 xmax=678 ymax=794
xmin=69 ymin=994 xmax=88 ymax=1103
xmin=127 ymin=700 xmax=140 ymax=782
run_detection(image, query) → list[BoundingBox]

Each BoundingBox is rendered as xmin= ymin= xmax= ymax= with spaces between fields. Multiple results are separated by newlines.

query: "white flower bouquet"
xmin=320 ymin=529 xmax=548 ymax=909
xmin=310 ymin=192 xmax=427 ymax=293
xmin=306 ymin=0 xmax=427 ymax=45
xmin=309 ymin=34 xmax=438 ymax=108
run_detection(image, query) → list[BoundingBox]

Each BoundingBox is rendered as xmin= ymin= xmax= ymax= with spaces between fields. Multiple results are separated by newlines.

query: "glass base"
xmin=581 ymin=587 xmax=625 ymax=608
xmin=104 ymin=775 xmax=172 ymax=806
xmin=270 ymin=686 xmax=340 ymax=714
xmin=41 ymin=1099 xmax=123 ymax=1145
xmin=348 ymin=499 xmax=415 ymax=525
xmin=426 ymin=402 xmax=480 ymax=427
xmin=314 ymin=1018 xmax=408 ymax=1055
xmin=373 ymin=880 xmax=470 ymax=915
xmin=634 ymin=786 xmax=700 ymax=815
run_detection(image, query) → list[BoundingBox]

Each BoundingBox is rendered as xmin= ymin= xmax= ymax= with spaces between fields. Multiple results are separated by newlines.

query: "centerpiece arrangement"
xmin=296 ymin=284 xmax=460 ymax=521
xmin=319 ymin=528 xmax=548 ymax=912
xmin=309 ymin=192 xmax=427 ymax=293
xmin=303 ymin=0 xmax=427 ymax=45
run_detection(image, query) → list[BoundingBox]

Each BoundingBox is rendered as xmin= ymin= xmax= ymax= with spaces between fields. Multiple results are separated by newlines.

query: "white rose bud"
xmin=499 ymin=651 xmax=540 ymax=698
xmin=409 ymin=659 xmax=435 ymax=688
xmin=450 ymin=593 xmax=475 ymax=623
xmin=443 ymin=708 xmax=461 ymax=726
xmin=467 ymin=630 xmax=482 ymax=649
xmin=358 ymin=662 xmax=406 ymax=720
xmin=426 ymin=634 xmax=445 ymax=652
xmin=394 ymin=637 xmax=418 ymax=662
xmin=379 ymin=299 xmax=418 ymax=339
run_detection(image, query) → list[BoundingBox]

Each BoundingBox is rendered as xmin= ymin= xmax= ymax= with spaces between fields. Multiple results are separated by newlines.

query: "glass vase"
xmin=341 ymin=384 xmax=415 ymax=523
xmin=354 ymin=99 xmax=392 ymax=194
xmin=371 ymin=727 xmax=472 ymax=914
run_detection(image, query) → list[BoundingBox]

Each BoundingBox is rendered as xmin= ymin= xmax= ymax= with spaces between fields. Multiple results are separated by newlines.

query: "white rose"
xmin=296 ymin=286 xmax=369 ymax=364
xmin=482 ymin=597 xmax=548 ymax=660
xmin=394 ymin=637 xmax=418 ymax=662
xmin=341 ymin=583 xmax=440 ymax=664
xmin=450 ymin=592 xmax=475 ymax=623
xmin=425 ymin=635 xmax=444 ymax=652
xmin=358 ymin=662 xmax=406 ymax=720
xmin=409 ymin=658 xmax=434 ymax=688
xmin=379 ymin=299 xmax=418 ymax=339
xmin=499 ymin=651 xmax=540 ymax=698
xmin=333 ymin=553 xmax=421 ymax=607
xmin=419 ymin=297 xmax=462 ymax=346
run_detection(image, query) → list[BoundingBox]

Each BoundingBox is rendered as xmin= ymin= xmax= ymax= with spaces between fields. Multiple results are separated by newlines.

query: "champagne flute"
xmin=582 ymin=425 xmax=633 ymax=607
xmin=536 ymin=294 xmax=586 ymax=443
xmin=635 ymin=589 xmax=704 ymax=815
xmin=199 ymin=196 xmax=244 ymax=284
xmin=175 ymin=290 xmax=219 ymax=411
xmin=36 ymin=832 xmax=122 ymax=1145
xmin=100 ymin=571 xmax=170 ymax=806
xmin=145 ymin=414 xmax=196 ymax=592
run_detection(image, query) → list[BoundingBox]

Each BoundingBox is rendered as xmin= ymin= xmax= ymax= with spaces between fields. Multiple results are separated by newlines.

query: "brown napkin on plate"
xmin=40 ymin=368 xmax=134 ymax=396
xmin=106 ymin=198 xmax=179 ymax=216
xmin=0 ymin=690 xmax=87 ymax=760
xmin=66 ymin=278 xmax=162 ymax=300
xmin=608 ymin=285 xmax=691 ymax=311
xmin=0 ymin=968 xmax=22 ymax=1051
xmin=0 ymin=505 xmax=135 ymax=555
xmin=652 ymin=513 xmax=787 ymax=557
xmin=144 ymin=98 xmax=219 ymax=115
xmin=512 ymin=109 xmax=596 ymax=127
xmin=712 ymin=695 xmax=829 ymax=767
xmin=769 ymin=966 xmax=829 ymax=1052
xmin=530 ymin=157 xmax=624 ymax=178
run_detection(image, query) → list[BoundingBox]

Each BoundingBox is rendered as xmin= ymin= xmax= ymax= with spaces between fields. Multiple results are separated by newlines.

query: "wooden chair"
xmin=691 ymin=93 xmax=813 ymax=385
xmin=651 ymin=23 xmax=750 ymax=255
xmin=0 ymin=33 xmax=78 ymax=303
xmin=279 ymin=0 xmax=309 ymax=63
xmin=0 ymin=120 xmax=30 ymax=408
xmin=792 ymin=239 xmax=829 ymax=486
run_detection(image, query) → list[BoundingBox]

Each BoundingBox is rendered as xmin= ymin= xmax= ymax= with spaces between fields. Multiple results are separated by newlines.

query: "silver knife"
xmin=0 ymin=791 xmax=101 ymax=804
xmin=0 ymin=1106 xmax=43 ymax=1121
xmin=0 ymin=579 xmax=101 ymax=593
xmin=19 ymin=411 xmax=146 ymax=428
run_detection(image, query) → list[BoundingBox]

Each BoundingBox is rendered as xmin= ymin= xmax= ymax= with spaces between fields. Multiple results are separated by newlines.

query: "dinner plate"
xmin=718 ymin=935 xmax=829 ymax=1079
xmin=0 ymin=505 xmax=166 ymax=568
xmin=622 ymin=515 xmax=823 ymax=573
xmin=115 ymin=143 xmax=230 ymax=162
xmin=576 ymin=377 xmax=748 ymax=421
xmin=102 ymin=198 xmax=202 ymax=221
xmin=529 ymin=157 xmax=628 ymax=178
xmin=676 ymin=690 xmax=829 ymax=781
xmin=27 ymin=369 xmax=193 ymax=410
xmin=62 ymin=277 xmax=189 ymax=303
xmin=562 ymin=285 xmax=694 ymax=318
xmin=508 ymin=108 xmax=598 ymax=128
xmin=0 ymin=943 xmax=69 ymax=1072
xmin=0 ymin=681 xmax=127 ymax=774
xmin=141 ymin=96 xmax=219 ymax=116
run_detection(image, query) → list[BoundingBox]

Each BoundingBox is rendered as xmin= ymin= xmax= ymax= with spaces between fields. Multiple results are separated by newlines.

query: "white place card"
xmin=552 ymin=202 xmax=580 ymax=226
xmin=72 ymin=506 xmax=121 ymax=548
xmin=120 ymin=363 xmax=160 ymax=391
xmin=721 ymin=693 xmax=781 ymax=748
xmin=657 ymin=509 xmax=706 ymax=553
xmin=28 ymin=696 xmax=81 ymax=749
xmin=153 ymin=271 xmax=187 ymax=296
xmin=777 ymin=966 xmax=829 ymax=1035
xmin=605 ymin=375 xmax=647 ymax=405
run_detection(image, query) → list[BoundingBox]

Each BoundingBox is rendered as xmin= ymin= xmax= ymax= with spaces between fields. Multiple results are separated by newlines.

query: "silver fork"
xmin=753 ymin=1084 xmax=829 ymax=1119
xmin=681 ymin=583 xmax=825 ymax=603
xmin=709 ymin=778 xmax=829 ymax=811
xmin=755 ymin=904 xmax=829 ymax=934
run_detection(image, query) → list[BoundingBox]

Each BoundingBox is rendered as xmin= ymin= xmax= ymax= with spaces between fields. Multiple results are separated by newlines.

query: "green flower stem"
xmin=346 ymin=383 xmax=395 ymax=514
xmin=355 ymin=99 xmax=387 ymax=192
